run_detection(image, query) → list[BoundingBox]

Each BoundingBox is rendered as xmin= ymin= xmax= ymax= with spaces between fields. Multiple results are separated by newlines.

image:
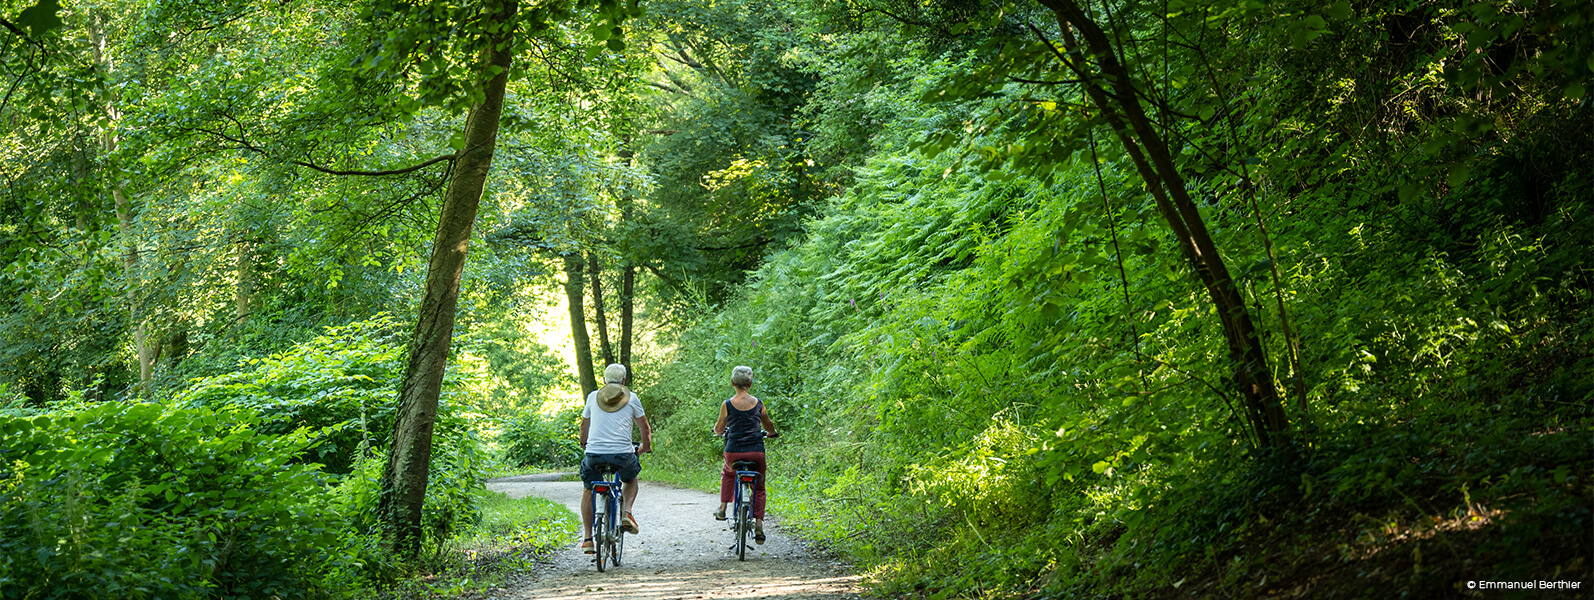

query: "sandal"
xmin=622 ymin=511 xmax=640 ymax=534
xmin=712 ymin=507 xmax=726 ymax=521
xmin=754 ymin=522 xmax=766 ymax=544
xmin=581 ymin=538 xmax=595 ymax=554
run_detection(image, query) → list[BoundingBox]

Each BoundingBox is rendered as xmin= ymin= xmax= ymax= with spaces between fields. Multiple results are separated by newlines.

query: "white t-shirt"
xmin=583 ymin=390 xmax=645 ymax=455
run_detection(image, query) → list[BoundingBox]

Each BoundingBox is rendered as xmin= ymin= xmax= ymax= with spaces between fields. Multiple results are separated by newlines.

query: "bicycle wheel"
xmin=593 ymin=513 xmax=608 ymax=572
xmin=736 ymin=501 xmax=752 ymax=561
xmin=614 ymin=524 xmax=625 ymax=568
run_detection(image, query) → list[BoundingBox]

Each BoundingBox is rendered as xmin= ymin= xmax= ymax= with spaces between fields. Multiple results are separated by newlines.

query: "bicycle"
xmin=589 ymin=462 xmax=627 ymax=571
xmin=715 ymin=430 xmax=774 ymax=561
xmin=727 ymin=458 xmax=760 ymax=561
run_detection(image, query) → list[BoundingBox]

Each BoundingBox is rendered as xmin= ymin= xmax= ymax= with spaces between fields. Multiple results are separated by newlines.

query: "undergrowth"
xmin=377 ymin=490 xmax=578 ymax=599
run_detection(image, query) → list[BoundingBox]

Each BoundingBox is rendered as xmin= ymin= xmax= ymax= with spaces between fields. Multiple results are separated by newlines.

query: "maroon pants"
xmin=720 ymin=451 xmax=767 ymax=519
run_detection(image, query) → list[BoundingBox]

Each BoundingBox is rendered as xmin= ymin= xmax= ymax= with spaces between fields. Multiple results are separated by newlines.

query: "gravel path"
xmin=486 ymin=476 xmax=863 ymax=600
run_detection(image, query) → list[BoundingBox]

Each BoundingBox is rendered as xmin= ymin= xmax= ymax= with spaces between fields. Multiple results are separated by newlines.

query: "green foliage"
xmin=384 ymin=490 xmax=578 ymax=598
xmin=499 ymin=404 xmax=582 ymax=469
xmin=0 ymin=402 xmax=364 ymax=599
xmin=640 ymin=0 xmax=1594 ymax=595
xmin=175 ymin=314 xmax=417 ymax=475
xmin=169 ymin=314 xmax=493 ymax=548
xmin=334 ymin=439 xmax=487 ymax=551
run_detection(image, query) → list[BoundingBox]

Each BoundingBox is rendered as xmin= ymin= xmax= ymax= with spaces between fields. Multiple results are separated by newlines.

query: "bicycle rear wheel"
xmin=736 ymin=501 xmax=751 ymax=561
xmin=614 ymin=525 xmax=625 ymax=568
xmin=594 ymin=514 xmax=609 ymax=572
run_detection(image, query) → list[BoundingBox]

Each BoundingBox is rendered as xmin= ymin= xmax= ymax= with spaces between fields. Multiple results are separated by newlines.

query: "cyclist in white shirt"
xmin=579 ymin=364 xmax=653 ymax=554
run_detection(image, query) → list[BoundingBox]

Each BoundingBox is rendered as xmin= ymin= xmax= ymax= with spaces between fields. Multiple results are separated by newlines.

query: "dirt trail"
xmin=486 ymin=475 xmax=862 ymax=600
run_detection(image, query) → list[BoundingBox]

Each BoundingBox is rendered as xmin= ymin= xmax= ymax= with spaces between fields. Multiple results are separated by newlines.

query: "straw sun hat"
xmin=597 ymin=363 xmax=630 ymax=412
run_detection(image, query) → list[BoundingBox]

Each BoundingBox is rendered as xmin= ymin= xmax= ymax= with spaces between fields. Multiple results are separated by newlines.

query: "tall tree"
xmin=87 ymin=12 xmax=153 ymax=389
xmin=376 ymin=0 xmax=518 ymax=556
xmin=566 ymin=252 xmax=598 ymax=396
xmin=589 ymin=251 xmax=614 ymax=365
xmin=616 ymin=141 xmax=637 ymax=375
xmin=1029 ymin=0 xmax=1289 ymax=446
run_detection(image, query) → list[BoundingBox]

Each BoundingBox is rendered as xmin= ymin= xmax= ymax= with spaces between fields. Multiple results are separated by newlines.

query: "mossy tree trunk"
xmin=566 ymin=253 xmax=598 ymax=397
xmin=378 ymin=0 xmax=516 ymax=558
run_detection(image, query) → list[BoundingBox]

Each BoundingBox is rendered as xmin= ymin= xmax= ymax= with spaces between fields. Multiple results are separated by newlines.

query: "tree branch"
xmin=1008 ymin=75 xmax=1084 ymax=86
xmin=189 ymin=126 xmax=455 ymax=176
xmin=645 ymin=80 xmax=695 ymax=97
xmin=0 ymin=16 xmax=47 ymax=51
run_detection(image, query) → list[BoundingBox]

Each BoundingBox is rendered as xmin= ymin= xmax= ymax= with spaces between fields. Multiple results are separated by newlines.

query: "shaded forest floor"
xmin=1135 ymin=411 xmax=1591 ymax=599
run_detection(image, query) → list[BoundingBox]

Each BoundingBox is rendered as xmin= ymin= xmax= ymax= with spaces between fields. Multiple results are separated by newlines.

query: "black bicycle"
xmin=590 ymin=463 xmax=627 ymax=571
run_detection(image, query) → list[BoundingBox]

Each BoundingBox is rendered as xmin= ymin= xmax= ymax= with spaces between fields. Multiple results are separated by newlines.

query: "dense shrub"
xmin=173 ymin=315 xmax=411 ymax=475
xmin=334 ymin=433 xmax=488 ymax=547
xmin=0 ymin=402 xmax=363 ymax=599
xmin=173 ymin=314 xmax=491 ymax=547
xmin=499 ymin=404 xmax=582 ymax=469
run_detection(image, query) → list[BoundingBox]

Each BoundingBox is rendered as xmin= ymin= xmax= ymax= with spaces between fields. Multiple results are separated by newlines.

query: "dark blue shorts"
xmin=581 ymin=452 xmax=641 ymax=489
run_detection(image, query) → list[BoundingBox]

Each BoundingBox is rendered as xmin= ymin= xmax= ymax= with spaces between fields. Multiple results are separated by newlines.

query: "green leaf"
xmin=1292 ymin=26 xmax=1324 ymax=46
xmin=607 ymin=38 xmax=626 ymax=52
xmin=16 ymin=0 xmax=62 ymax=36
xmin=1564 ymin=83 xmax=1586 ymax=101
xmin=1326 ymin=1 xmax=1352 ymax=20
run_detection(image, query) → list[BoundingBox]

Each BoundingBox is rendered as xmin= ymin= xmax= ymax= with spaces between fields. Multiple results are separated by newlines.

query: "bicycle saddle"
xmin=731 ymin=460 xmax=760 ymax=471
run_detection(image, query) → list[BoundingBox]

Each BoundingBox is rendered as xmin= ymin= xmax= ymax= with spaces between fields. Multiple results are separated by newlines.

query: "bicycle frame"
xmin=729 ymin=460 xmax=760 ymax=561
xmin=591 ymin=466 xmax=626 ymax=571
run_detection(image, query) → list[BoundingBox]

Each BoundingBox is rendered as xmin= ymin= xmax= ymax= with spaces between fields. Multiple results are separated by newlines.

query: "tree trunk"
xmin=378 ymin=1 xmax=516 ymax=558
xmin=617 ymin=140 xmax=636 ymax=377
xmin=620 ymin=263 xmax=634 ymax=374
xmin=1036 ymin=0 xmax=1289 ymax=446
xmin=112 ymin=189 xmax=152 ymax=388
xmin=90 ymin=14 xmax=153 ymax=391
xmin=235 ymin=240 xmax=253 ymax=324
xmin=589 ymin=252 xmax=614 ymax=365
xmin=566 ymin=253 xmax=598 ymax=396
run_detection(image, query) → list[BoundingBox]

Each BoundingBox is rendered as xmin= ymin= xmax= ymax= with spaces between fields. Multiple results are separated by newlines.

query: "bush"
xmin=499 ymin=404 xmax=581 ymax=469
xmin=171 ymin=314 xmax=491 ymax=554
xmin=334 ymin=432 xmax=488 ymax=548
xmin=173 ymin=315 xmax=411 ymax=475
xmin=0 ymin=402 xmax=365 ymax=599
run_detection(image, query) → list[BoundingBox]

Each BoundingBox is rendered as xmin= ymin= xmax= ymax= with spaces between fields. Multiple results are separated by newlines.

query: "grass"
xmin=381 ymin=489 xmax=579 ymax=599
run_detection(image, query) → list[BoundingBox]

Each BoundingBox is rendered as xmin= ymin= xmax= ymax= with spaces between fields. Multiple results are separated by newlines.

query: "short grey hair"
xmin=603 ymin=363 xmax=627 ymax=384
xmin=730 ymin=365 xmax=754 ymax=388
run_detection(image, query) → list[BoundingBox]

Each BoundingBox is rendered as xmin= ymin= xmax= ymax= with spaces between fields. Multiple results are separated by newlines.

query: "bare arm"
xmin=759 ymin=402 xmax=779 ymax=438
xmin=713 ymin=402 xmax=728 ymax=435
xmin=635 ymin=415 xmax=653 ymax=453
xmin=579 ymin=417 xmax=591 ymax=449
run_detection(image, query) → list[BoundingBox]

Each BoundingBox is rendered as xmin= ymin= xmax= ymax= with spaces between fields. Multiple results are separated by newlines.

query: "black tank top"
xmin=723 ymin=398 xmax=765 ymax=453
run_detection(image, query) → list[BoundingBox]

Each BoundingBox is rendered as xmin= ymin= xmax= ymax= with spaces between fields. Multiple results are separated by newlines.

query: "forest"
xmin=1 ymin=0 xmax=1589 ymax=597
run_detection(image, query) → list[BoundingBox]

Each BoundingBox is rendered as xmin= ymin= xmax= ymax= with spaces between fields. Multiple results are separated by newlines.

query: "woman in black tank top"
xmin=712 ymin=366 xmax=780 ymax=543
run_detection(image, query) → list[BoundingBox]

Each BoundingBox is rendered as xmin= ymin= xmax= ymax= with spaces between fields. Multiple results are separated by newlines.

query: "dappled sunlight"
xmin=1343 ymin=506 xmax=1511 ymax=561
